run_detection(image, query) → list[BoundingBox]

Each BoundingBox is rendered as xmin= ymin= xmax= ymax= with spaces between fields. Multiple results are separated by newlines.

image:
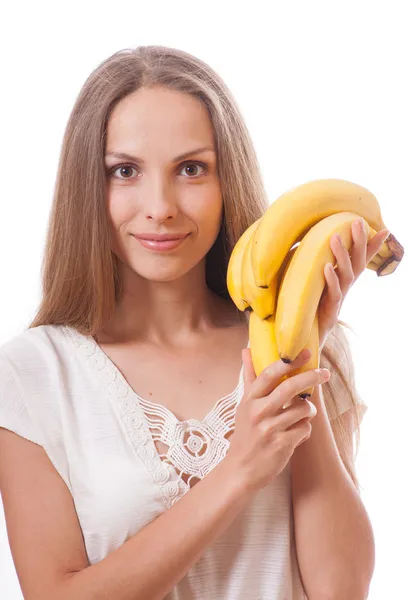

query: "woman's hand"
xmin=317 ymin=219 xmax=390 ymax=350
xmin=224 ymin=348 xmax=330 ymax=494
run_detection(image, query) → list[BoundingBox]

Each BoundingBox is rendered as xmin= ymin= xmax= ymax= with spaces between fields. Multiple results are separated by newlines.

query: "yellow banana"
xmin=251 ymin=178 xmax=403 ymax=287
xmin=248 ymin=244 xmax=319 ymax=398
xmin=275 ymin=212 xmax=377 ymax=363
xmin=275 ymin=245 xmax=319 ymax=398
xmin=248 ymin=247 xmax=297 ymax=375
xmin=288 ymin=312 xmax=320 ymax=399
xmin=367 ymin=259 xmax=381 ymax=272
xmin=241 ymin=229 xmax=279 ymax=319
xmin=249 ymin=304 xmax=319 ymax=399
xmin=368 ymin=257 xmax=382 ymax=268
xmin=226 ymin=219 xmax=261 ymax=311
xmin=249 ymin=312 xmax=280 ymax=377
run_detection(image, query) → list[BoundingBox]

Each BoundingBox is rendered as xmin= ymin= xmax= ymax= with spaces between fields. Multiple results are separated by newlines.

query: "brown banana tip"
xmin=376 ymin=257 xmax=402 ymax=276
xmin=387 ymin=233 xmax=405 ymax=260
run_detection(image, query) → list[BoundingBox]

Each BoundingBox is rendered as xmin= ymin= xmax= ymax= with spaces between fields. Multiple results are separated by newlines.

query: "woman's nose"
xmin=143 ymin=176 xmax=178 ymax=222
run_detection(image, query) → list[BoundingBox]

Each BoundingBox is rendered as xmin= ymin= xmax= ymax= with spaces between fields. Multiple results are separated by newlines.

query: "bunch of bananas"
xmin=227 ymin=179 xmax=404 ymax=399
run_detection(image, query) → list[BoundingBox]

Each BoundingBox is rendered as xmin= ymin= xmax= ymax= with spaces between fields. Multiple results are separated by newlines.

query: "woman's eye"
xmin=179 ymin=162 xmax=207 ymax=177
xmin=110 ymin=165 xmax=139 ymax=180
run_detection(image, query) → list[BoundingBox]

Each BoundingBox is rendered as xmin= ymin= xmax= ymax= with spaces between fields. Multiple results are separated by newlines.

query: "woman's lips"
xmin=133 ymin=234 xmax=189 ymax=251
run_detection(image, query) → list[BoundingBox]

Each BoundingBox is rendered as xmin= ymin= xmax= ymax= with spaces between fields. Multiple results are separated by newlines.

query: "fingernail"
xmin=316 ymin=368 xmax=330 ymax=379
xmin=336 ymin=233 xmax=343 ymax=245
xmin=357 ymin=219 xmax=364 ymax=232
xmin=308 ymin=400 xmax=317 ymax=417
xmin=300 ymin=349 xmax=311 ymax=360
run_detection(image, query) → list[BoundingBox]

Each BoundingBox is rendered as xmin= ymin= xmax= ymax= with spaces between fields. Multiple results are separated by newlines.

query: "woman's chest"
xmin=99 ymin=343 xmax=244 ymax=423
xmin=101 ymin=349 xmax=244 ymax=489
xmin=64 ymin=325 xmax=246 ymax=505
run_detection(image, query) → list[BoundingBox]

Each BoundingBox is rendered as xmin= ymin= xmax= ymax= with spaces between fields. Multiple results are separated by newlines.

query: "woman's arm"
xmin=290 ymin=384 xmax=375 ymax=600
xmin=0 ymin=426 xmax=253 ymax=600
xmin=62 ymin=457 xmax=251 ymax=600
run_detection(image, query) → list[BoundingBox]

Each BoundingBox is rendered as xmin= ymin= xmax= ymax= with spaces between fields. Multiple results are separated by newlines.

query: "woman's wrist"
xmin=214 ymin=451 xmax=256 ymax=501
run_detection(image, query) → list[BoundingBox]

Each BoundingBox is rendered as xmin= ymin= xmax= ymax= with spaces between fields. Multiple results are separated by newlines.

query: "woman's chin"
xmin=127 ymin=263 xmax=198 ymax=284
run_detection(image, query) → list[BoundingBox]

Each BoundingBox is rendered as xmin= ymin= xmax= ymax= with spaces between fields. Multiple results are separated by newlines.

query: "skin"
xmin=101 ymin=85 xmax=244 ymax=348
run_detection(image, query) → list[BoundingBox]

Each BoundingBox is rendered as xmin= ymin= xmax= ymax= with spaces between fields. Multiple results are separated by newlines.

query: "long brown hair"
xmin=28 ymin=45 xmax=365 ymax=491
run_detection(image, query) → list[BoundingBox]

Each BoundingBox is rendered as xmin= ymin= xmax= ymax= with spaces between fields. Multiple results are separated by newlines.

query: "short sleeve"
xmin=0 ymin=354 xmax=44 ymax=447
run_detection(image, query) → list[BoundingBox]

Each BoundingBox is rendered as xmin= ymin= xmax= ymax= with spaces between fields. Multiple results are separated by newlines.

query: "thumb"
xmin=242 ymin=347 xmax=257 ymax=396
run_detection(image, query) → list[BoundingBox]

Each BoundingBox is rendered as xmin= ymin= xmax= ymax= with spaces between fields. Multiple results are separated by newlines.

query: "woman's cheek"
xmin=185 ymin=183 xmax=223 ymax=235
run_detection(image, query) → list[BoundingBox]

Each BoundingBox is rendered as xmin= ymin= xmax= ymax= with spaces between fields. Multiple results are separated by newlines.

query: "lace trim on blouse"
xmin=61 ymin=325 xmax=245 ymax=509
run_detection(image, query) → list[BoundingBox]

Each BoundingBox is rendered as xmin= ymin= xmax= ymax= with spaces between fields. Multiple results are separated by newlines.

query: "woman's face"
xmin=104 ymin=85 xmax=223 ymax=284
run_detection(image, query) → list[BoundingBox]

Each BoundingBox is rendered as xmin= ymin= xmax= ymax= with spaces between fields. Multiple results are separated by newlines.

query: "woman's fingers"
xmin=249 ymin=367 xmax=329 ymax=422
xmin=269 ymin=367 xmax=330 ymax=413
xmin=256 ymin=398 xmax=316 ymax=440
xmin=242 ymin=348 xmax=257 ymax=396
xmin=245 ymin=348 xmax=313 ymax=402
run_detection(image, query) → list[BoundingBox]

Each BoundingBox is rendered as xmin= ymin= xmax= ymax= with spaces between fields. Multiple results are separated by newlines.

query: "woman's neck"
xmin=97 ymin=268 xmax=242 ymax=346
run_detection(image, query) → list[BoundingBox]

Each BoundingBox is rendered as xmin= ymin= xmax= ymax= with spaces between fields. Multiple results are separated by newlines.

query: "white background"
xmin=1 ymin=1 xmax=417 ymax=598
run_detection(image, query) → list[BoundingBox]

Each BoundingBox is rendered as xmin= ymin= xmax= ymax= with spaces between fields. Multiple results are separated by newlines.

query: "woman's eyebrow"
xmin=105 ymin=146 xmax=216 ymax=163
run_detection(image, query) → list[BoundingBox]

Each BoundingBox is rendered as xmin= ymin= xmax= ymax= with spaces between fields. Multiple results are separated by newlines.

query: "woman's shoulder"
xmin=0 ymin=325 xmax=70 ymax=451
xmin=0 ymin=324 xmax=66 ymax=369
xmin=0 ymin=324 xmax=80 ymax=396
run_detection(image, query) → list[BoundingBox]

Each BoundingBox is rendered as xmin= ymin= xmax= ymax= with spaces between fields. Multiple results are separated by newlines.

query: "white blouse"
xmin=0 ymin=324 xmax=367 ymax=599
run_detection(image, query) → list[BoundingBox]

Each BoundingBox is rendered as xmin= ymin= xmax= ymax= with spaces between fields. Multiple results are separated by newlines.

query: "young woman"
xmin=0 ymin=45 xmax=385 ymax=599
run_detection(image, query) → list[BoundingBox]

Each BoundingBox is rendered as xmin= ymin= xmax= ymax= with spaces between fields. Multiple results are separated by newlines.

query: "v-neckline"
xmin=70 ymin=325 xmax=247 ymax=425
xmin=61 ymin=324 xmax=249 ymax=508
